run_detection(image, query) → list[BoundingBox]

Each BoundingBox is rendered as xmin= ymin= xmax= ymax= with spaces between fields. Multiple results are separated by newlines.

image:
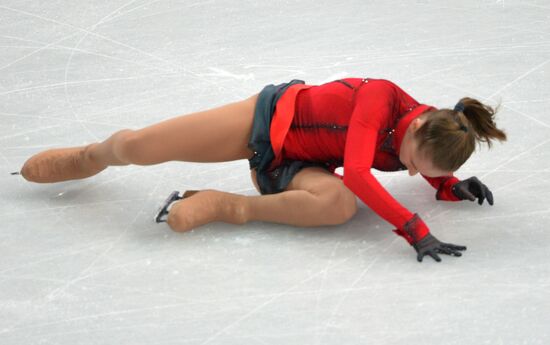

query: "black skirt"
xmin=247 ymin=79 xmax=329 ymax=195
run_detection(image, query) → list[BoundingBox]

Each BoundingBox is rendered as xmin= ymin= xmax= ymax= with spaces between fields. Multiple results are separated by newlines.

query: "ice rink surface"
xmin=1 ymin=0 xmax=549 ymax=344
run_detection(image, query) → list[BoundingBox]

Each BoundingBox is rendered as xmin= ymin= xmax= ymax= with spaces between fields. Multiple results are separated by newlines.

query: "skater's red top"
xmin=268 ymin=78 xmax=461 ymax=242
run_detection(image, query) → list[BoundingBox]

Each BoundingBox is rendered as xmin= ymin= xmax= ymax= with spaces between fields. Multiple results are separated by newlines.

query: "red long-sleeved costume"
xmin=268 ymin=78 xmax=461 ymax=243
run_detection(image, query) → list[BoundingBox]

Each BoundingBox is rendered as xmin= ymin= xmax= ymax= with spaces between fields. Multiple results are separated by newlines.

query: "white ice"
xmin=1 ymin=1 xmax=549 ymax=344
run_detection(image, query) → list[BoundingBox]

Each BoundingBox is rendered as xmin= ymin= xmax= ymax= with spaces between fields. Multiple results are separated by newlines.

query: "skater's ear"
xmin=410 ymin=116 xmax=427 ymax=133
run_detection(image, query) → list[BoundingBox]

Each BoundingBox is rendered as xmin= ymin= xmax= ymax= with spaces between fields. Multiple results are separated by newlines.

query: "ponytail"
xmin=458 ymin=97 xmax=507 ymax=148
xmin=415 ymin=98 xmax=507 ymax=172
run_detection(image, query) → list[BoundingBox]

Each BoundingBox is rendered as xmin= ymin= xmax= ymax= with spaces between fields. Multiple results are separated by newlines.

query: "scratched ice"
xmin=1 ymin=1 xmax=549 ymax=344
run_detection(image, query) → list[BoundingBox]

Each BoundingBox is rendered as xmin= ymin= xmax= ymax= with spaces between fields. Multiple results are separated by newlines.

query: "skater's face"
xmin=400 ymin=116 xmax=454 ymax=178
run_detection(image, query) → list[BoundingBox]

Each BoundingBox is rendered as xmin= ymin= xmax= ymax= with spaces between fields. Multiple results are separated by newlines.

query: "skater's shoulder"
xmin=365 ymin=78 xmax=399 ymax=88
xmin=355 ymin=78 xmax=398 ymax=95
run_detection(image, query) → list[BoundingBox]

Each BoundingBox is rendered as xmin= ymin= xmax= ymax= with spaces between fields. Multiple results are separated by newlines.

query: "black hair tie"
xmin=452 ymin=102 xmax=468 ymax=132
xmin=453 ymin=102 xmax=465 ymax=113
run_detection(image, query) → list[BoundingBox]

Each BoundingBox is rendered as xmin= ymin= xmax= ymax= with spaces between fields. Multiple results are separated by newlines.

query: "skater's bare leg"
xmin=166 ymin=167 xmax=358 ymax=232
xmin=89 ymin=93 xmax=259 ymax=167
xmin=21 ymin=93 xmax=259 ymax=183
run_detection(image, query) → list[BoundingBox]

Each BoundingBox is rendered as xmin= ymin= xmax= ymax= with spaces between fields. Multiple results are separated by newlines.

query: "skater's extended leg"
xmin=20 ymin=93 xmax=259 ymax=183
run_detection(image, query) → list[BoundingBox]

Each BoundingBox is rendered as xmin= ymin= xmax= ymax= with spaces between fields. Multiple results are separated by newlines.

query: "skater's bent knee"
xmin=318 ymin=187 xmax=358 ymax=225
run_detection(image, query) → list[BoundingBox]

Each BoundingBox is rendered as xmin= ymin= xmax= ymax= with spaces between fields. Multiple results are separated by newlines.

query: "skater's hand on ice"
xmin=452 ymin=176 xmax=494 ymax=206
xmin=413 ymin=233 xmax=467 ymax=263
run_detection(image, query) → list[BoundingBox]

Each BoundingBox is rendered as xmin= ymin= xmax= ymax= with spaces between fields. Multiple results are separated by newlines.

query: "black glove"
xmin=452 ymin=176 xmax=494 ymax=205
xmin=413 ymin=233 xmax=467 ymax=262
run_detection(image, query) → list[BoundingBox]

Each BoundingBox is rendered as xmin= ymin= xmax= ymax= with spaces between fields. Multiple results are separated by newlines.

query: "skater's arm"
xmin=342 ymin=82 xmax=423 ymax=231
xmin=342 ymin=82 xmax=465 ymax=261
xmin=343 ymin=128 xmax=429 ymax=244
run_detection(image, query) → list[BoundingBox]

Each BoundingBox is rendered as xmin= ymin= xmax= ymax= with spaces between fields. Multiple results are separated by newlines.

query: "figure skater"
xmin=15 ymin=77 xmax=507 ymax=263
